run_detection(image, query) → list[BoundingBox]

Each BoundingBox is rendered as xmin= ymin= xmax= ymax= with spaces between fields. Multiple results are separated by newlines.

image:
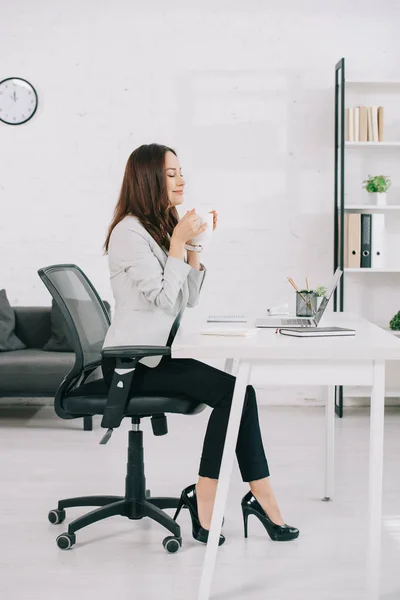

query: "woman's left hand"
xmin=210 ymin=210 xmax=218 ymax=231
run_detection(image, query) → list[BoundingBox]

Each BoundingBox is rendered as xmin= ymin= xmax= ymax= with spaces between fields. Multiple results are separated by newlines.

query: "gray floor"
xmin=0 ymin=403 xmax=399 ymax=600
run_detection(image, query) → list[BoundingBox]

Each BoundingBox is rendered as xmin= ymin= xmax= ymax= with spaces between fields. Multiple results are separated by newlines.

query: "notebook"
xmin=207 ymin=315 xmax=247 ymax=323
xmin=201 ymin=327 xmax=257 ymax=337
xmin=278 ymin=327 xmax=355 ymax=337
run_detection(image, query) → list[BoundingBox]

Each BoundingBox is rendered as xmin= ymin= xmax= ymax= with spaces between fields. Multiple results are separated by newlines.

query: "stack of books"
xmin=345 ymin=106 xmax=384 ymax=142
xmin=344 ymin=213 xmax=385 ymax=268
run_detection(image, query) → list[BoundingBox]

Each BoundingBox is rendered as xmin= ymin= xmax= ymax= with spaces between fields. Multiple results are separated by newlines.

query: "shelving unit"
xmin=334 ymin=57 xmax=400 ymax=416
xmin=346 ymin=141 xmax=400 ymax=147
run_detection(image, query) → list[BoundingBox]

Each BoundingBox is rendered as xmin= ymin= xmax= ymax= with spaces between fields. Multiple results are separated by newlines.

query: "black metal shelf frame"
xmin=333 ymin=57 xmax=345 ymax=417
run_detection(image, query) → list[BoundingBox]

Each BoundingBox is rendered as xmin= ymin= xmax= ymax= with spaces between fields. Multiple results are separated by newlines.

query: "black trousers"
xmin=102 ymin=357 xmax=270 ymax=483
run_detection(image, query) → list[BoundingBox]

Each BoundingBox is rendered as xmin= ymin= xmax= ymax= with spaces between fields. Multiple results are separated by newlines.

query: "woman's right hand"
xmin=171 ymin=209 xmax=208 ymax=244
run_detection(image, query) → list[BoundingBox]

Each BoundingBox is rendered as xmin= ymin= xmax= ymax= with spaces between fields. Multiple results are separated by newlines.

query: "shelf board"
xmin=343 ymin=205 xmax=400 ymax=212
xmin=345 ymin=141 xmax=400 ymax=147
xmin=346 ymin=80 xmax=400 ymax=87
xmin=344 ymin=268 xmax=400 ymax=273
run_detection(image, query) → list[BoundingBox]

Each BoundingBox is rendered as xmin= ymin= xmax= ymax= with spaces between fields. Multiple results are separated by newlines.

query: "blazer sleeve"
xmin=117 ymin=228 xmax=192 ymax=311
xmin=187 ymin=265 xmax=206 ymax=308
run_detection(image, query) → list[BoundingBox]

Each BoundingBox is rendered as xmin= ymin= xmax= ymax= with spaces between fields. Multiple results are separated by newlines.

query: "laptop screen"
xmin=314 ymin=268 xmax=342 ymax=325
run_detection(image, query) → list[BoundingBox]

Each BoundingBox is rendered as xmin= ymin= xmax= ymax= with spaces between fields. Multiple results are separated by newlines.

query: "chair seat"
xmin=63 ymin=378 xmax=206 ymax=417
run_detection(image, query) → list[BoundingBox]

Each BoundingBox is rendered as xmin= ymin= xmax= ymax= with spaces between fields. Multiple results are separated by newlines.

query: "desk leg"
xmin=198 ymin=360 xmax=251 ymax=600
xmin=323 ymin=386 xmax=335 ymax=501
xmin=367 ymin=360 xmax=385 ymax=600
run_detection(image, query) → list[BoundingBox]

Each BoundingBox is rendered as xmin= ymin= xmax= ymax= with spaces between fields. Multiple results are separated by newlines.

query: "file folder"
xmin=371 ymin=213 xmax=385 ymax=268
xmin=361 ymin=214 xmax=372 ymax=268
xmin=344 ymin=213 xmax=361 ymax=268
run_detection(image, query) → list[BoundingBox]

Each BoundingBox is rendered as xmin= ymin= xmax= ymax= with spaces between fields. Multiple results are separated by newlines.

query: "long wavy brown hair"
xmin=104 ymin=144 xmax=180 ymax=253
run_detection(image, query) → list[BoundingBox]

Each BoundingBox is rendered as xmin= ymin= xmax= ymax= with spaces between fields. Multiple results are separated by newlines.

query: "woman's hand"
xmin=171 ymin=209 xmax=208 ymax=244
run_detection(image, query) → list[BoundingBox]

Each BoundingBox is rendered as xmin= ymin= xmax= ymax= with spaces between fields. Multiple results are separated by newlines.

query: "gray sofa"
xmin=0 ymin=305 xmax=109 ymax=431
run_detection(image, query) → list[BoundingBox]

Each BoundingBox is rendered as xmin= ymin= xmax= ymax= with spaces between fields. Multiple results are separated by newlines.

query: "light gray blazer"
xmin=103 ymin=215 xmax=206 ymax=367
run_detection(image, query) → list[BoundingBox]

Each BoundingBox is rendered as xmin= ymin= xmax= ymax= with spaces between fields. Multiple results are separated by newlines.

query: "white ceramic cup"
xmin=191 ymin=212 xmax=214 ymax=246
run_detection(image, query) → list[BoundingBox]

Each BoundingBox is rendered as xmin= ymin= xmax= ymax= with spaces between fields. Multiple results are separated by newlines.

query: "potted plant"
xmin=389 ymin=311 xmax=400 ymax=331
xmin=315 ymin=285 xmax=327 ymax=309
xmin=362 ymin=175 xmax=391 ymax=206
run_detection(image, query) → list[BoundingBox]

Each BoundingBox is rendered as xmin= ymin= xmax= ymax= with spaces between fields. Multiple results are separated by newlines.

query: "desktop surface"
xmin=173 ymin=312 xmax=400 ymax=361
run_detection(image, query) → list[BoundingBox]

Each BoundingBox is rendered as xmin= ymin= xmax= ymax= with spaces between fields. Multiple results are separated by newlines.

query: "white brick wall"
xmin=1 ymin=0 xmax=400 ymax=403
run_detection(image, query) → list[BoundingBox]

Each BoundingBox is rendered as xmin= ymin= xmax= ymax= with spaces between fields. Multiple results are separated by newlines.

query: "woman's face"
xmin=165 ymin=151 xmax=185 ymax=206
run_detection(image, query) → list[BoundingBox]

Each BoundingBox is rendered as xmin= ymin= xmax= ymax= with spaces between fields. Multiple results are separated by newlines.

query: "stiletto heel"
xmin=174 ymin=484 xmax=225 ymax=546
xmin=241 ymin=492 xmax=299 ymax=542
xmin=173 ymin=495 xmax=185 ymax=522
xmin=242 ymin=506 xmax=250 ymax=538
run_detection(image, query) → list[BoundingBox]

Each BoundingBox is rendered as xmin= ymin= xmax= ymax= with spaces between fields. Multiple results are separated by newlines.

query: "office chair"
xmin=38 ymin=264 xmax=206 ymax=553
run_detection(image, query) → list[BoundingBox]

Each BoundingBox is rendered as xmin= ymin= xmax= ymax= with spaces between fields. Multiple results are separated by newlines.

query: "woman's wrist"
xmin=169 ymin=236 xmax=186 ymax=261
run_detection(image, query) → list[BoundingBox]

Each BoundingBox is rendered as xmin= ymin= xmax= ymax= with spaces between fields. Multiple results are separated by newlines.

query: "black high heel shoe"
xmin=173 ymin=484 xmax=225 ymax=546
xmin=241 ymin=492 xmax=299 ymax=542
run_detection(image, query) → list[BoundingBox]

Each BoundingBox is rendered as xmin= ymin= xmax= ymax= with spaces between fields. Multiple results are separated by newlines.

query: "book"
xmin=354 ymin=106 xmax=359 ymax=141
xmin=367 ymin=106 xmax=373 ymax=141
xmin=371 ymin=106 xmax=379 ymax=142
xmin=348 ymin=108 xmax=354 ymax=142
xmin=371 ymin=213 xmax=385 ymax=268
xmin=278 ymin=327 xmax=355 ymax=337
xmin=344 ymin=212 xmax=361 ymax=268
xmin=345 ymin=108 xmax=350 ymax=141
xmin=207 ymin=315 xmax=247 ymax=323
xmin=358 ymin=106 xmax=368 ymax=142
xmin=360 ymin=213 xmax=372 ymax=268
xmin=378 ymin=106 xmax=384 ymax=142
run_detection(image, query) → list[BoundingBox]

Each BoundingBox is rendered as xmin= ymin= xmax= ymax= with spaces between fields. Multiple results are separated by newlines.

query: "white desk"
xmin=172 ymin=312 xmax=400 ymax=600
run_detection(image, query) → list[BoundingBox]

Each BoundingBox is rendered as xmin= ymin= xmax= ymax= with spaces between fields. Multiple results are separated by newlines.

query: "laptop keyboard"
xmin=281 ymin=318 xmax=312 ymax=326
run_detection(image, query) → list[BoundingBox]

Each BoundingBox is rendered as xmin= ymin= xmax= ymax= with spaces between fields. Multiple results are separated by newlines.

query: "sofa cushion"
xmin=43 ymin=299 xmax=111 ymax=353
xmin=14 ymin=307 xmax=52 ymax=349
xmin=0 ymin=349 xmax=74 ymax=395
xmin=0 ymin=290 xmax=26 ymax=352
xmin=43 ymin=300 xmax=73 ymax=352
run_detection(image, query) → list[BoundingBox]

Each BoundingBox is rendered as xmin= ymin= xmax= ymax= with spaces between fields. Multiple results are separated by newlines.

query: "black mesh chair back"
xmin=38 ymin=263 xmax=110 ymax=378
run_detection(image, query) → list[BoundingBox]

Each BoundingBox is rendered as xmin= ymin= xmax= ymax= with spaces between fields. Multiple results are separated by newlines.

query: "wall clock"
xmin=0 ymin=77 xmax=38 ymax=125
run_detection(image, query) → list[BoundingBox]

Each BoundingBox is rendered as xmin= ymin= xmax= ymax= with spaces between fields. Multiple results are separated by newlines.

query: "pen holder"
xmin=296 ymin=292 xmax=317 ymax=317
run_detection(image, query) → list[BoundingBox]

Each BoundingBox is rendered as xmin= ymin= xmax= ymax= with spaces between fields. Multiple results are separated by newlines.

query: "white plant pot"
xmin=370 ymin=192 xmax=387 ymax=206
xmin=317 ymin=297 xmax=323 ymax=310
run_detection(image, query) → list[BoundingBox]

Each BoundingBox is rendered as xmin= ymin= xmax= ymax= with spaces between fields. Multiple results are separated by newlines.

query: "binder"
xmin=358 ymin=106 xmax=368 ymax=142
xmin=344 ymin=213 xmax=361 ymax=268
xmin=360 ymin=214 xmax=372 ymax=268
xmin=371 ymin=213 xmax=385 ymax=268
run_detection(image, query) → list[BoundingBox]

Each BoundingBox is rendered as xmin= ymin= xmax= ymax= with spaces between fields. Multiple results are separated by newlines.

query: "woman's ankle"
xmin=196 ymin=476 xmax=218 ymax=500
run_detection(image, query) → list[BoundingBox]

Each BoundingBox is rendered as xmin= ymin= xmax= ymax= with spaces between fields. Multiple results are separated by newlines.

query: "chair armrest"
xmin=101 ymin=345 xmax=171 ymax=360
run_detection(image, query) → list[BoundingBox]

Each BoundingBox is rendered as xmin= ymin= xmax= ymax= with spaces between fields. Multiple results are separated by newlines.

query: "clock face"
xmin=0 ymin=78 xmax=38 ymax=125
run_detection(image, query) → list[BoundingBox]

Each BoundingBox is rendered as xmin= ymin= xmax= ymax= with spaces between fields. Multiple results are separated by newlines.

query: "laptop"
xmin=255 ymin=268 xmax=343 ymax=328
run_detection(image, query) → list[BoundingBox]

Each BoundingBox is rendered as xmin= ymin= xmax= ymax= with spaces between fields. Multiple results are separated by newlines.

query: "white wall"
xmin=1 ymin=0 xmax=400 ymax=403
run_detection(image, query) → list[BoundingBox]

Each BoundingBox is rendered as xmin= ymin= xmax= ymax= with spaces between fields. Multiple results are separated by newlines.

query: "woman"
xmin=103 ymin=143 xmax=299 ymax=545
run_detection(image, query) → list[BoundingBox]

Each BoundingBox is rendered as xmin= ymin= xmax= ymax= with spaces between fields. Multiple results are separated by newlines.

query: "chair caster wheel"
xmin=162 ymin=536 xmax=181 ymax=553
xmin=56 ymin=532 xmax=76 ymax=550
xmin=48 ymin=509 xmax=66 ymax=524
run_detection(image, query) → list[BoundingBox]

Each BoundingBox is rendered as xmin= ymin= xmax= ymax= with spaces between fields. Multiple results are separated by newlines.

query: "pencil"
xmin=287 ymin=277 xmax=314 ymax=312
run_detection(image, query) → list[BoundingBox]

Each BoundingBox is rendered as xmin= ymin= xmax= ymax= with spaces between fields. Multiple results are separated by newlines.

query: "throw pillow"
xmin=43 ymin=300 xmax=74 ymax=352
xmin=0 ymin=289 xmax=27 ymax=351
